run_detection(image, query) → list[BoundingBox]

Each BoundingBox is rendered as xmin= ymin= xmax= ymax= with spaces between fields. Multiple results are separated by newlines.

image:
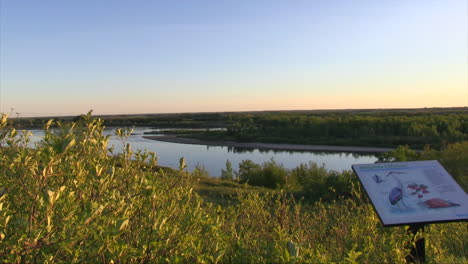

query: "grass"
xmin=194 ymin=177 xmax=272 ymax=206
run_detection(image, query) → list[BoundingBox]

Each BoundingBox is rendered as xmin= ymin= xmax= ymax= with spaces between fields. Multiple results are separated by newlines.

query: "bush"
xmin=237 ymin=159 xmax=288 ymax=189
xmin=290 ymin=162 xmax=355 ymax=201
xmin=0 ymin=112 xmax=223 ymax=263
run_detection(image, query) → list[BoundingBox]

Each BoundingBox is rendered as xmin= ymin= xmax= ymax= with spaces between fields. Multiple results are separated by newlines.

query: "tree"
xmin=237 ymin=160 xmax=261 ymax=184
xmin=378 ymin=145 xmax=419 ymax=162
xmin=237 ymin=159 xmax=288 ymax=189
xmin=259 ymin=159 xmax=287 ymax=189
xmin=221 ymin=159 xmax=234 ymax=181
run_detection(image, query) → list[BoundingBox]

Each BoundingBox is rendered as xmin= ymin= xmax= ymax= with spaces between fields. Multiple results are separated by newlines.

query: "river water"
xmin=28 ymin=127 xmax=378 ymax=177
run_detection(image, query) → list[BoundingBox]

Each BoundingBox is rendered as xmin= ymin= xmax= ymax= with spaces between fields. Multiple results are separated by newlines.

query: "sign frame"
xmin=352 ymin=160 xmax=468 ymax=227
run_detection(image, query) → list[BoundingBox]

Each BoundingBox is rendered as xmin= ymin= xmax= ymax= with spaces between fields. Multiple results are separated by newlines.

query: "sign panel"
xmin=352 ymin=160 xmax=468 ymax=226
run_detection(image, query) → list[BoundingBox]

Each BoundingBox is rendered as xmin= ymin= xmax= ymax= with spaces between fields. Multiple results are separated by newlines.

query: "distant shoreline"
xmin=142 ymin=135 xmax=394 ymax=153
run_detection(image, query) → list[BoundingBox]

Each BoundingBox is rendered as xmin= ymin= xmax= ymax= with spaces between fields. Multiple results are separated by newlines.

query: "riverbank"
xmin=142 ymin=135 xmax=394 ymax=153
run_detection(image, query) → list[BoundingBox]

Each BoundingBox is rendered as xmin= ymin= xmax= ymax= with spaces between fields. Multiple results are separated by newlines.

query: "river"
xmin=28 ymin=127 xmax=378 ymax=177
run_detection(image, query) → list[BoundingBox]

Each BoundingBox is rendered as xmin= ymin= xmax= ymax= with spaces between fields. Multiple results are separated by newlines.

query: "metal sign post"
xmin=405 ymin=224 xmax=425 ymax=263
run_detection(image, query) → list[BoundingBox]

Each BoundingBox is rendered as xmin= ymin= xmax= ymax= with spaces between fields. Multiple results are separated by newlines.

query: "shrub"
xmin=237 ymin=159 xmax=288 ymax=189
xmin=0 ymin=112 xmax=223 ymax=263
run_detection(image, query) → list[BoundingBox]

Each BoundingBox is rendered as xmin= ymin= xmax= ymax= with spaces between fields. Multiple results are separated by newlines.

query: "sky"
xmin=0 ymin=0 xmax=467 ymax=117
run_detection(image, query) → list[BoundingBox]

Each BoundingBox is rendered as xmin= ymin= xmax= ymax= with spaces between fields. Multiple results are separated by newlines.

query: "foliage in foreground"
xmin=0 ymin=113 xmax=467 ymax=263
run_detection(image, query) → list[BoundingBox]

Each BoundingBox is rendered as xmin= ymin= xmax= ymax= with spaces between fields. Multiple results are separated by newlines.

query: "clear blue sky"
xmin=1 ymin=0 xmax=467 ymax=117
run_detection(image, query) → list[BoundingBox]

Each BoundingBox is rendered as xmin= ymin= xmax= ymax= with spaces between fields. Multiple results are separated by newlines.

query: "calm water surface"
xmin=28 ymin=128 xmax=378 ymax=177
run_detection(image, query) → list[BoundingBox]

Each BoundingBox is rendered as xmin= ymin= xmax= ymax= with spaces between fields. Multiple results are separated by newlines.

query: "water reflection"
xmin=226 ymin=145 xmax=379 ymax=156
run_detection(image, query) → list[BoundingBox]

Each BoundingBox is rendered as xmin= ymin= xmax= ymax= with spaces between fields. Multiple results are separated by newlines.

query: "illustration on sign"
xmin=352 ymin=160 xmax=468 ymax=226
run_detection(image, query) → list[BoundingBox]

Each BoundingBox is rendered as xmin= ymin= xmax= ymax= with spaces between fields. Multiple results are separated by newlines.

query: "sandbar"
xmin=142 ymin=135 xmax=394 ymax=153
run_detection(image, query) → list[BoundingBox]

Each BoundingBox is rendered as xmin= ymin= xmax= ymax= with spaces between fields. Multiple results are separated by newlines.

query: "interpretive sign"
xmin=352 ymin=160 xmax=468 ymax=227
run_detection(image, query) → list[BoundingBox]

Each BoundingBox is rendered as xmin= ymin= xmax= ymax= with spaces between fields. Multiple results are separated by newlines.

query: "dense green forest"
xmin=199 ymin=109 xmax=468 ymax=149
xmin=9 ymin=112 xmax=229 ymax=129
xmin=12 ymin=108 xmax=468 ymax=149
xmin=1 ymin=113 xmax=467 ymax=263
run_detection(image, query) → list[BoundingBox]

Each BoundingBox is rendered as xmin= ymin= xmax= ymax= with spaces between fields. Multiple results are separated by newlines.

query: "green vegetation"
xmin=203 ymin=109 xmax=468 ymax=149
xmin=10 ymin=108 xmax=468 ymax=150
xmin=1 ymin=112 xmax=467 ymax=263
xmin=214 ymin=142 xmax=468 ymax=197
xmin=9 ymin=112 xmax=230 ymax=129
xmin=228 ymin=159 xmax=355 ymax=202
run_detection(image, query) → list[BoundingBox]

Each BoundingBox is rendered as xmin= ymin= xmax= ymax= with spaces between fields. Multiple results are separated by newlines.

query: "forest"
xmin=1 ymin=112 xmax=467 ymax=263
xmin=196 ymin=109 xmax=468 ymax=149
xmin=12 ymin=108 xmax=468 ymax=149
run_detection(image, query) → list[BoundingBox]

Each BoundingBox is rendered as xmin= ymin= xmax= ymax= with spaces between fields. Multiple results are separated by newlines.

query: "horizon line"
xmin=6 ymin=106 xmax=468 ymax=119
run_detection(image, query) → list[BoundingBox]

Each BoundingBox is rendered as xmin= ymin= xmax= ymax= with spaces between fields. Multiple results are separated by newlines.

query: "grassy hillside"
xmin=0 ymin=113 xmax=466 ymax=263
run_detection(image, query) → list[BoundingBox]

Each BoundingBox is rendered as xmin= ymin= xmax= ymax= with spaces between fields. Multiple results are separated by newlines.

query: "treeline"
xmin=1 ymin=113 xmax=466 ymax=263
xmin=101 ymin=112 xmax=228 ymax=128
xmin=9 ymin=108 xmax=468 ymax=150
xmin=221 ymin=110 xmax=468 ymax=149
xmin=8 ymin=112 xmax=229 ymax=129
